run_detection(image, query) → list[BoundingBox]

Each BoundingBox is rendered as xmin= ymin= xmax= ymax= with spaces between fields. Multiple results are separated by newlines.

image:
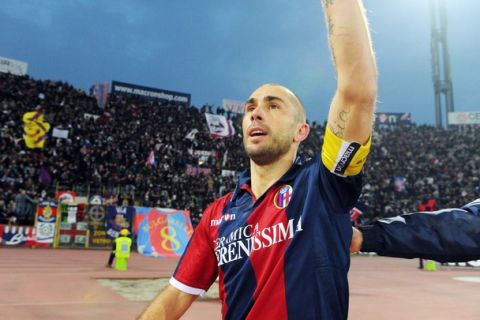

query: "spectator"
xmin=1 ymin=71 xmax=479 ymax=227
xmin=14 ymin=188 xmax=36 ymax=225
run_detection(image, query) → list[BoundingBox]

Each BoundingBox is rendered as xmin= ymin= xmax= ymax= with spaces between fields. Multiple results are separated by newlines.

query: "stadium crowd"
xmin=1 ymin=72 xmax=479 ymax=226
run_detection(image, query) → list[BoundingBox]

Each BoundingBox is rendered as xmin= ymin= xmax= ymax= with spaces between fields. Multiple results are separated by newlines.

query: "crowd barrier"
xmin=0 ymin=192 xmax=194 ymax=258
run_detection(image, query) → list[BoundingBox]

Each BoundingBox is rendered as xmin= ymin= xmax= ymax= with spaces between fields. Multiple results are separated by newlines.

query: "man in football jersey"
xmin=139 ymin=0 xmax=377 ymax=319
xmin=350 ymin=199 xmax=480 ymax=262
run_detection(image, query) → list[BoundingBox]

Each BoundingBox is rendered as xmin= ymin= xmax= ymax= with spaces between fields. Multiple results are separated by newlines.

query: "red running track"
xmin=0 ymin=247 xmax=479 ymax=319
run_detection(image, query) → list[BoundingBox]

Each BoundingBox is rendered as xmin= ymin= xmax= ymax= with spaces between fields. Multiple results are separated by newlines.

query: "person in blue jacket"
xmin=351 ymin=199 xmax=480 ymax=262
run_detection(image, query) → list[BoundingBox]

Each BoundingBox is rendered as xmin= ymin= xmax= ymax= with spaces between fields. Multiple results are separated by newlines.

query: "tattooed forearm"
xmin=327 ymin=16 xmax=336 ymax=64
xmin=330 ymin=45 xmax=337 ymax=66
xmin=329 ymin=108 xmax=350 ymax=138
xmin=327 ymin=16 xmax=334 ymax=36
xmin=322 ymin=0 xmax=335 ymax=8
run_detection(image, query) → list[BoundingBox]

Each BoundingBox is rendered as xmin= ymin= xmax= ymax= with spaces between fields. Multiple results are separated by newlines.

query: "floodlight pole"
xmin=430 ymin=0 xmax=454 ymax=127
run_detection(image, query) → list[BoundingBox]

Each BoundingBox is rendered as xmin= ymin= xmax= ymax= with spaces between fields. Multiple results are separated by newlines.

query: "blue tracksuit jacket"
xmin=360 ymin=199 xmax=480 ymax=262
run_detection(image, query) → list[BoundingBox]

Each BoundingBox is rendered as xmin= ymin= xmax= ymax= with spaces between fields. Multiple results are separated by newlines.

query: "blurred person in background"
xmin=14 ymin=188 xmax=36 ymax=225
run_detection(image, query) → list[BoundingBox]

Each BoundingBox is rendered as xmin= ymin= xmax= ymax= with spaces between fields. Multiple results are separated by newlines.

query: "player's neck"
xmin=249 ymin=152 xmax=296 ymax=199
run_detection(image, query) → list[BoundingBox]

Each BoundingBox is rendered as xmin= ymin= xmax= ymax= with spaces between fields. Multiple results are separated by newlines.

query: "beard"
xmin=243 ymin=134 xmax=292 ymax=166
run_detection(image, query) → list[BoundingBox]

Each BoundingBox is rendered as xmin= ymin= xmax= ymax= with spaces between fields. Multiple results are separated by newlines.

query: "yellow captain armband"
xmin=321 ymin=126 xmax=371 ymax=177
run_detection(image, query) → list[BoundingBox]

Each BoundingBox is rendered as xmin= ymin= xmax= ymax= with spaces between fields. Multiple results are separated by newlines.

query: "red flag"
xmin=145 ymin=150 xmax=156 ymax=167
xmin=350 ymin=207 xmax=363 ymax=226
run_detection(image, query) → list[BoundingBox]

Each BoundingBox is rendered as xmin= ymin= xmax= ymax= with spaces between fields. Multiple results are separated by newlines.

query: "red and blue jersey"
xmin=171 ymin=128 xmax=371 ymax=319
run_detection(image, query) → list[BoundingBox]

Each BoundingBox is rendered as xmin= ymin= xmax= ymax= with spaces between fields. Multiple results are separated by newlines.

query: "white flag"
xmin=205 ymin=113 xmax=235 ymax=138
xmin=185 ymin=128 xmax=199 ymax=141
xmin=52 ymin=128 xmax=69 ymax=139
xmin=222 ymin=99 xmax=244 ymax=114
xmin=222 ymin=150 xmax=228 ymax=166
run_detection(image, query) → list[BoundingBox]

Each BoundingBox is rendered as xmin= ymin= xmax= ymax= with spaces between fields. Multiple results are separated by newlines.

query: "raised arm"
xmin=323 ymin=0 xmax=377 ymax=144
xmin=138 ymin=285 xmax=197 ymax=320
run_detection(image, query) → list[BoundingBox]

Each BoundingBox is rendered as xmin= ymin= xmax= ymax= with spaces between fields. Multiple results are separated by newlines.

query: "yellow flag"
xmin=22 ymin=111 xmax=50 ymax=149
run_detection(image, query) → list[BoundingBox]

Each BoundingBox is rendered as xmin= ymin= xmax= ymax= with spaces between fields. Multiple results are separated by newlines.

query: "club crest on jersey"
xmin=274 ymin=185 xmax=293 ymax=209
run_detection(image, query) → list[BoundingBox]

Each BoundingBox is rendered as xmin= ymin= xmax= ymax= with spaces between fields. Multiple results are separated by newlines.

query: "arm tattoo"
xmin=327 ymin=16 xmax=336 ymax=64
xmin=329 ymin=108 xmax=350 ymax=138
xmin=327 ymin=16 xmax=334 ymax=36
xmin=330 ymin=45 xmax=337 ymax=66
xmin=323 ymin=0 xmax=335 ymax=8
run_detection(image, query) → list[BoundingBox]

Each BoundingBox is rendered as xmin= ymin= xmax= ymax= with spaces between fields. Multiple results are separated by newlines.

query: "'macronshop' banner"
xmin=135 ymin=208 xmax=193 ymax=257
xmin=111 ymin=81 xmax=191 ymax=105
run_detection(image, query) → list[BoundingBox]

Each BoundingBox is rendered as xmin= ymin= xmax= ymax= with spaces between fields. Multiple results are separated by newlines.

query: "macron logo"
xmin=334 ymin=143 xmax=360 ymax=174
xmin=210 ymin=213 xmax=237 ymax=226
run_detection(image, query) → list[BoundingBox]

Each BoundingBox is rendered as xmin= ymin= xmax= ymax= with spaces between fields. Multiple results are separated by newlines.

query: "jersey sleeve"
xmin=170 ymin=203 xmax=219 ymax=295
xmin=316 ymin=127 xmax=371 ymax=214
xmin=360 ymin=199 xmax=480 ymax=262
xmin=321 ymin=126 xmax=371 ymax=177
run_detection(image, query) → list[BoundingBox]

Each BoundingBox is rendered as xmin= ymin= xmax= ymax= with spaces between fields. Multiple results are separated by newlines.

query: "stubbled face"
xmin=242 ymin=85 xmax=302 ymax=165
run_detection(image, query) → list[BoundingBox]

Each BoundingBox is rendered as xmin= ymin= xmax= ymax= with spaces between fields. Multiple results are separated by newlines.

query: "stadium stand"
xmin=1 ymin=72 xmax=479 ymax=226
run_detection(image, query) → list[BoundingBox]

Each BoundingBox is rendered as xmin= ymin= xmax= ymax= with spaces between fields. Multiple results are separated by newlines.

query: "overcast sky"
xmin=1 ymin=0 xmax=478 ymax=125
